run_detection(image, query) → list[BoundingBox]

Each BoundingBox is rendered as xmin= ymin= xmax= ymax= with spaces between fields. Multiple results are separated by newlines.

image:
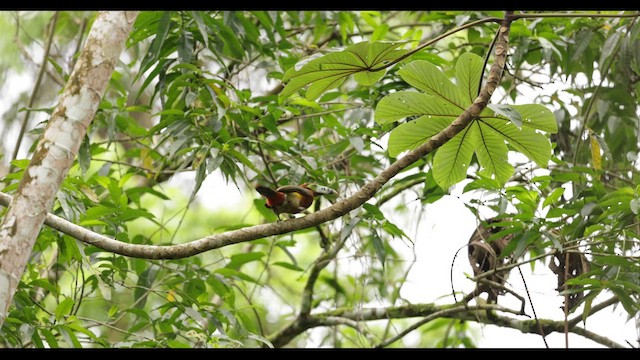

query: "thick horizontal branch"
xmin=0 ymin=15 xmax=512 ymax=260
xmin=267 ymin=302 xmax=626 ymax=348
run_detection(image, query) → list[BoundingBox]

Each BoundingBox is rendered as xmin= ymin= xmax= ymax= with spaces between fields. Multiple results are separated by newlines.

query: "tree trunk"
xmin=0 ymin=11 xmax=138 ymax=328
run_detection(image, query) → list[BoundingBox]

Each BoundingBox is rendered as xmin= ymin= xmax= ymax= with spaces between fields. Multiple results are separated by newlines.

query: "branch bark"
xmin=0 ymin=11 xmax=138 ymax=328
xmin=267 ymin=302 xmax=626 ymax=348
xmin=0 ymin=13 xmax=512 ymax=261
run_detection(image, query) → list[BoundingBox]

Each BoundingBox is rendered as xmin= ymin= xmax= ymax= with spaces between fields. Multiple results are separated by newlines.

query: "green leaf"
xmin=191 ymin=11 xmax=209 ymax=48
xmin=59 ymin=325 xmax=82 ymax=348
xmin=377 ymin=54 xmax=556 ymax=189
xmin=215 ymin=268 xmax=259 ymax=283
xmin=397 ymin=60 xmax=466 ymax=106
xmin=139 ymin=11 xmax=172 ymax=77
xmin=226 ymin=252 xmax=265 ymax=270
xmin=433 ymin=126 xmax=476 ymax=189
xmin=281 ymin=41 xmax=408 ymax=100
xmin=510 ymin=104 xmax=557 ymax=133
xmin=29 ymin=279 xmax=59 ymax=296
xmin=167 ymin=339 xmax=191 ymax=348
xmin=455 ymin=52 xmax=484 ymax=103
xmin=630 ymin=198 xmax=640 ymax=215
xmin=78 ymin=134 xmax=91 ymax=175
xmin=217 ymin=22 xmax=245 ymax=60
xmin=272 ymin=261 xmax=304 ymax=272
xmin=375 ymin=92 xmax=461 ymax=124
xmin=600 ymin=31 xmax=622 ymax=67
xmin=473 ymin=121 xmax=514 ymax=184
xmin=353 ymin=70 xmax=385 ymax=86
xmin=543 ymin=187 xmax=565 ymax=208
xmin=55 ymin=297 xmax=75 ymax=320
xmin=40 ymin=328 xmax=59 ymax=347
xmin=134 ymin=266 xmax=157 ymax=309
xmin=370 ymin=230 xmax=386 ymax=268
xmin=487 ymin=103 xmax=523 ymax=128
xmin=484 ymin=118 xmax=552 ymax=167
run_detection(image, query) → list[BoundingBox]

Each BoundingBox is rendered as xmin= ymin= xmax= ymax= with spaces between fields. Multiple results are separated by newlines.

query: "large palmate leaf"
xmin=375 ymin=52 xmax=558 ymax=189
xmin=280 ymin=41 xmax=409 ymax=100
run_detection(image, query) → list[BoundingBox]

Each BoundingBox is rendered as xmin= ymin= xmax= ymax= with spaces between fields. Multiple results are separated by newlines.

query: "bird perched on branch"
xmin=255 ymin=183 xmax=338 ymax=220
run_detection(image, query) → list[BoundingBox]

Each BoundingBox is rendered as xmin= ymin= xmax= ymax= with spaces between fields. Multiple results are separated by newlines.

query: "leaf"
xmin=370 ymin=230 xmax=386 ymax=268
xmin=226 ymin=252 xmax=265 ymax=270
xmin=485 ymin=118 xmax=552 ymax=167
xmin=29 ymin=279 xmax=59 ymax=296
xmin=40 ymin=328 xmax=59 ymax=347
xmin=377 ymin=53 xmax=556 ymax=189
xmin=281 ymin=41 xmax=408 ymax=100
xmin=272 ymin=261 xmax=303 ymax=272
xmin=191 ymin=11 xmax=209 ymax=48
xmin=473 ymin=121 xmax=514 ymax=184
xmin=139 ymin=11 xmax=172 ymax=78
xmin=215 ymin=268 xmax=259 ymax=283
xmin=134 ymin=266 xmax=157 ymax=309
xmin=543 ymin=187 xmax=565 ymax=208
xmin=487 ymin=104 xmax=523 ymax=128
xmin=589 ymin=131 xmax=602 ymax=170
xmin=397 ymin=60 xmax=466 ymax=106
xmin=600 ymin=31 xmax=622 ymax=67
xmin=630 ymin=198 xmax=640 ymax=215
xmin=510 ymin=104 xmax=557 ymax=133
xmin=59 ymin=325 xmax=82 ymax=348
xmin=55 ymin=297 xmax=75 ymax=320
xmin=375 ymin=92 xmax=462 ymax=124
xmin=455 ymin=52 xmax=484 ymax=103
xmin=78 ymin=134 xmax=91 ymax=175
xmin=433 ymin=126 xmax=476 ymax=189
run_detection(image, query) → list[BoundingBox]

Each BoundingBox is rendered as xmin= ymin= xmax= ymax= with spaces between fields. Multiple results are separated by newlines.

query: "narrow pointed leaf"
xmin=370 ymin=230 xmax=386 ymax=268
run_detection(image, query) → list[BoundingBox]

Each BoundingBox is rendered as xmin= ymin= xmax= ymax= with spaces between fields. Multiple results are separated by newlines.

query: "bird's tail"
xmin=255 ymin=184 xmax=279 ymax=199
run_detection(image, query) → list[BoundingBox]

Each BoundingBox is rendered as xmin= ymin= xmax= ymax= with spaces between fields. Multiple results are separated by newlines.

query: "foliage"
xmin=0 ymin=10 xmax=639 ymax=348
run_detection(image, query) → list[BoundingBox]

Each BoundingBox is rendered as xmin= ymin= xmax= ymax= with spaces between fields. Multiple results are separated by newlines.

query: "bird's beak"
xmin=309 ymin=184 xmax=339 ymax=196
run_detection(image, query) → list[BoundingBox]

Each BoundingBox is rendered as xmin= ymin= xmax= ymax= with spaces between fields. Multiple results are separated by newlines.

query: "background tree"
xmin=0 ymin=10 xmax=638 ymax=348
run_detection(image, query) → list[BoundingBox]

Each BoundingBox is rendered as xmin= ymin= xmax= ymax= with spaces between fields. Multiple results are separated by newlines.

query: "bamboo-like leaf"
xmin=589 ymin=131 xmax=602 ymax=170
xmin=543 ymin=187 xmax=565 ymax=208
xmin=281 ymin=41 xmax=408 ymax=100
xmin=370 ymin=229 xmax=386 ymax=268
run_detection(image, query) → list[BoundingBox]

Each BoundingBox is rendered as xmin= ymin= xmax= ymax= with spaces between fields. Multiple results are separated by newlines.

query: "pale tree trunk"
xmin=0 ymin=11 xmax=138 ymax=328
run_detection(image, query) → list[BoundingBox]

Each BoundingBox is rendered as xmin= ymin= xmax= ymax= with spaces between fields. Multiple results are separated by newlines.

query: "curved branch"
xmin=268 ymin=302 xmax=625 ymax=348
xmin=0 ymin=14 xmax=512 ymax=260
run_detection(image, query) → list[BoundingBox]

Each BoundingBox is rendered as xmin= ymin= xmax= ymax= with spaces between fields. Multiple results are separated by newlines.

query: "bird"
xmin=255 ymin=183 xmax=338 ymax=220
